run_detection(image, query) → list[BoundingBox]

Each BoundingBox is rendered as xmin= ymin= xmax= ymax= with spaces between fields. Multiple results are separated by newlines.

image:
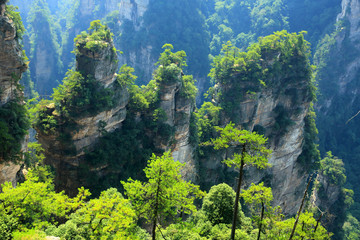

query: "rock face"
xmin=118 ymin=0 xmax=149 ymax=24
xmin=242 ymin=91 xmax=311 ymax=216
xmin=201 ymin=87 xmax=312 ymax=215
xmin=316 ymin=0 xmax=360 ymax=219
xmin=199 ymin=34 xmax=315 ymax=216
xmin=0 ymin=12 xmax=27 ymax=187
xmin=36 ymin=33 xmax=129 ymax=195
xmin=0 ymin=15 xmax=27 ymax=105
xmin=154 ymin=73 xmax=196 ymax=181
xmin=311 ymin=174 xmax=342 ymax=213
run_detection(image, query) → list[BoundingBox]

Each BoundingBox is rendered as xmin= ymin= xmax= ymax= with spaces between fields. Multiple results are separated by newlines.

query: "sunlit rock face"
xmin=0 ymin=12 xmax=27 ymax=188
xmin=152 ymin=72 xmax=197 ymax=182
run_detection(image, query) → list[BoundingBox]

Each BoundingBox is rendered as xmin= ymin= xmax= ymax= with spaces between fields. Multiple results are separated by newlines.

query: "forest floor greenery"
xmin=0 ymin=147 xmax=332 ymax=240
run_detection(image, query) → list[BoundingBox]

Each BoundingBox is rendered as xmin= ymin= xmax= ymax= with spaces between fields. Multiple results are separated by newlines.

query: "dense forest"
xmin=1 ymin=0 xmax=360 ymax=239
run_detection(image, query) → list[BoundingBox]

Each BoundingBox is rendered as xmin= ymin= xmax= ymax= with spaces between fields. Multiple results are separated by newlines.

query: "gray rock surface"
xmin=0 ymin=12 xmax=27 ymax=188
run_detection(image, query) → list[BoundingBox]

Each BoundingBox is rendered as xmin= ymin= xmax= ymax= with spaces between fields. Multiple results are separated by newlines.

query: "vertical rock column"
xmin=0 ymin=9 xmax=28 ymax=187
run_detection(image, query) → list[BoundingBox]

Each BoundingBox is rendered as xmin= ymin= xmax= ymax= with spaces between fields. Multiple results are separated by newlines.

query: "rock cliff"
xmin=316 ymin=0 xmax=360 ymax=220
xmin=36 ymin=25 xmax=129 ymax=195
xmin=0 ymin=8 xmax=28 ymax=188
xmin=154 ymin=70 xmax=196 ymax=181
xmin=198 ymin=32 xmax=317 ymax=216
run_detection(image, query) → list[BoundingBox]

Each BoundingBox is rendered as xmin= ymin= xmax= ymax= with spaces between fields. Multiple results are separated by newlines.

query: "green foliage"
xmin=127 ymin=84 xmax=154 ymax=111
xmin=82 ymin=115 xmax=156 ymax=196
xmin=202 ymin=183 xmax=239 ymax=225
xmin=0 ymin=100 xmax=30 ymax=162
xmin=266 ymin=211 xmax=331 ymax=239
xmin=179 ymin=75 xmax=198 ymax=101
xmin=209 ymin=123 xmax=272 ymax=170
xmin=160 ymin=209 xmax=252 ymax=240
xmin=242 ymin=183 xmax=273 ymax=209
xmin=314 ymin=20 xmax=360 ymax=222
xmin=242 ymin=182 xmax=273 ymax=239
xmin=297 ymin=104 xmax=320 ymax=168
xmin=206 ymin=122 xmax=271 ymax=239
xmin=74 ymin=20 xmax=114 ymax=54
xmin=0 ymin=168 xmax=90 ymax=231
xmin=5 ymin=5 xmax=26 ymax=40
xmin=52 ymin=188 xmax=138 ymax=239
xmin=117 ymin=64 xmax=137 ymax=87
xmin=154 ymin=44 xmax=186 ymax=84
xmin=0 ymin=207 xmax=18 ymax=240
xmin=127 ymin=45 xmax=196 ymax=112
xmin=23 ymin=142 xmax=45 ymax=168
xmin=196 ymin=102 xmax=222 ymax=143
xmin=161 ymin=223 xmax=204 ymax=240
xmin=320 ymin=151 xmax=346 ymax=185
xmin=12 ymin=229 xmax=46 ymax=240
xmin=342 ymin=214 xmax=360 ymax=240
xmin=34 ymin=100 xmax=58 ymax=134
xmin=209 ymin=31 xmax=314 ymax=116
xmin=206 ymin=0 xmax=289 ymax=55
xmin=122 ymin=151 xmax=205 ymax=239
xmin=52 ymin=70 xmax=114 ymax=117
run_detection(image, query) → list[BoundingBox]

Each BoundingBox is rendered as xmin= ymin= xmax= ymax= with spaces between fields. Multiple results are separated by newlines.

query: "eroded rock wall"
xmin=0 ymin=11 xmax=27 ymax=187
xmin=36 ymin=36 xmax=129 ymax=195
xmin=199 ymin=40 xmax=315 ymax=216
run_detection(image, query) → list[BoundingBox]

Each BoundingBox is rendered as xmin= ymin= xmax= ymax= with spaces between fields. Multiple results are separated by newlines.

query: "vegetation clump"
xmin=74 ymin=20 xmax=115 ymax=55
xmin=209 ymin=31 xmax=315 ymax=115
xmin=5 ymin=4 xmax=25 ymax=40
xmin=52 ymin=70 xmax=114 ymax=117
xmin=0 ymin=100 xmax=30 ymax=162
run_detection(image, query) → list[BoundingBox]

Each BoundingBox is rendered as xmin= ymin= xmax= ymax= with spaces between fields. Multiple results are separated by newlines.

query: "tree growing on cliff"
xmin=122 ymin=151 xmax=205 ymax=240
xmin=205 ymin=122 xmax=272 ymax=240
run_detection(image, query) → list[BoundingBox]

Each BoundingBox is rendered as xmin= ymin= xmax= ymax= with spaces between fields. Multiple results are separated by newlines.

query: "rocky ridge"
xmin=36 ymin=31 xmax=129 ymax=195
xmin=0 ymin=8 xmax=28 ymax=188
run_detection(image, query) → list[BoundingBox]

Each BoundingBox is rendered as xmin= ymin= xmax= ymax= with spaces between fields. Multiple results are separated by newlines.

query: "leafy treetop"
xmin=74 ymin=20 xmax=114 ymax=53
xmin=209 ymin=122 xmax=272 ymax=170
xmin=320 ymin=151 xmax=346 ymax=186
xmin=122 ymin=150 xmax=205 ymax=240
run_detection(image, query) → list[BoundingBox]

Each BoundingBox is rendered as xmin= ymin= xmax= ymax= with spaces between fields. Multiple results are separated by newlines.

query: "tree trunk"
xmin=257 ymin=201 xmax=265 ymax=240
xmin=289 ymin=174 xmax=313 ymax=240
xmin=230 ymin=144 xmax=246 ymax=240
xmin=152 ymin=168 xmax=163 ymax=240
xmin=152 ymin=217 xmax=157 ymax=240
xmin=314 ymin=212 xmax=324 ymax=234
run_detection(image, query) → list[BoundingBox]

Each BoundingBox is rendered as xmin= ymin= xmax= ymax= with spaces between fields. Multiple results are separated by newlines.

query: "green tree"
xmin=266 ymin=211 xmax=330 ymax=239
xmin=0 ymin=169 xmax=89 ymax=234
xmin=342 ymin=214 xmax=360 ymax=240
xmin=56 ymin=188 xmax=138 ymax=240
xmin=122 ymin=151 xmax=205 ymax=240
xmin=206 ymin=122 xmax=272 ymax=240
xmin=320 ymin=151 xmax=346 ymax=185
xmin=117 ymin=64 xmax=137 ymax=88
xmin=242 ymin=182 xmax=273 ymax=240
xmin=202 ymin=183 xmax=236 ymax=225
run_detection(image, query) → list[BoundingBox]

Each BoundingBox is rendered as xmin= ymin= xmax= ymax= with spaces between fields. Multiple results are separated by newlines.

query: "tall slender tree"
xmin=122 ymin=151 xmax=205 ymax=240
xmin=242 ymin=182 xmax=273 ymax=240
xmin=206 ymin=122 xmax=272 ymax=240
